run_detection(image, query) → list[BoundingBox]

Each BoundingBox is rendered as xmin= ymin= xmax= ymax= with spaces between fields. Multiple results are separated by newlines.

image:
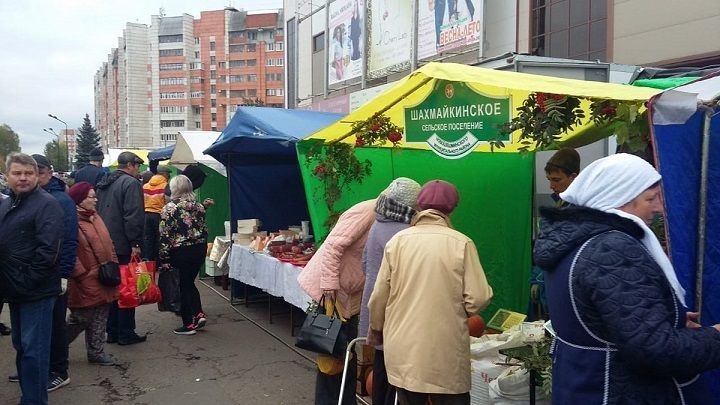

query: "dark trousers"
xmin=169 ymin=243 xmax=206 ymax=326
xmin=315 ymin=315 xmax=359 ymax=405
xmin=142 ymin=213 xmax=161 ymax=261
xmin=106 ymin=255 xmax=137 ymax=341
xmin=397 ymin=389 xmax=470 ymax=405
xmin=373 ymin=349 xmax=396 ymax=405
xmin=49 ymin=294 xmax=69 ymax=377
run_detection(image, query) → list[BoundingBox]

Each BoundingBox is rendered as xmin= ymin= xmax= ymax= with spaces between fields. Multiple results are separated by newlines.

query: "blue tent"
xmin=148 ymin=144 xmax=175 ymax=162
xmin=204 ymin=107 xmax=343 ymax=234
xmin=650 ymin=73 xmax=720 ymax=402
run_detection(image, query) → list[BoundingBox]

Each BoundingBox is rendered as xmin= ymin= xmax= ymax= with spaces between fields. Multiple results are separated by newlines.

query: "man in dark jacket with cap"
xmin=0 ymin=152 xmax=64 ymax=405
xmin=73 ymin=147 xmax=106 ymax=187
xmin=31 ymin=155 xmax=78 ymax=391
xmin=96 ymin=151 xmax=146 ymax=345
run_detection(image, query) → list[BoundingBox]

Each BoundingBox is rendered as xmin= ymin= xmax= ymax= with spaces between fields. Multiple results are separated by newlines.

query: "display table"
xmin=228 ymin=244 xmax=311 ymax=311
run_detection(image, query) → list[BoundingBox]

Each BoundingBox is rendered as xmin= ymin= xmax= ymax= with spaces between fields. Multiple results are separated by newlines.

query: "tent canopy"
xmin=305 ymin=62 xmax=660 ymax=152
xmin=204 ymin=107 xmax=344 ymax=235
xmin=147 ymin=145 xmax=174 ymax=162
xmin=205 ymin=107 xmax=344 ymax=163
xmin=108 ymin=148 xmax=170 ymax=167
xmin=171 ymin=131 xmax=225 ymax=176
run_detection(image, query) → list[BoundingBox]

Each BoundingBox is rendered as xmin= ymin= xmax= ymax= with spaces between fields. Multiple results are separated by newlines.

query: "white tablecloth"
xmin=228 ymin=244 xmax=311 ymax=310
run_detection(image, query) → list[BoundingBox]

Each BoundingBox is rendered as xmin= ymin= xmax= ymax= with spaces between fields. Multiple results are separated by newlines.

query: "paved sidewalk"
xmin=0 ymin=280 xmax=317 ymax=404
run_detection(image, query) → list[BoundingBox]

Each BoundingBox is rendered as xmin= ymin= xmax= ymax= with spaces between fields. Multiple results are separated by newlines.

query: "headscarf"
xmin=560 ymin=153 xmax=686 ymax=305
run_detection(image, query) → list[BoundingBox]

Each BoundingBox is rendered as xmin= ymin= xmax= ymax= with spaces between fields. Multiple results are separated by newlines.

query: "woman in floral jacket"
xmin=159 ymin=175 xmax=208 ymax=335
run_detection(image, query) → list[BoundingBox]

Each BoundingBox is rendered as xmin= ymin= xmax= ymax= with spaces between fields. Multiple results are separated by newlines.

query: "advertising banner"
xmin=418 ymin=0 xmax=484 ymax=60
xmin=367 ymin=0 xmax=412 ymax=78
xmin=405 ymin=80 xmax=510 ymax=159
xmin=328 ymin=0 xmax=365 ymax=85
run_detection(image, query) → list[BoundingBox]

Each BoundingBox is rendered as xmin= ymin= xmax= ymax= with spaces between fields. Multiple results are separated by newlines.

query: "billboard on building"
xmin=418 ymin=0 xmax=484 ymax=60
xmin=328 ymin=0 xmax=365 ymax=85
xmin=367 ymin=0 xmax=412 ymax=78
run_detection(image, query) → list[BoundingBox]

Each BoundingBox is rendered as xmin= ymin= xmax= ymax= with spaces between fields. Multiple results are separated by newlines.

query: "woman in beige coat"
xmin=368 ymin=180 xmax=493 ymax=405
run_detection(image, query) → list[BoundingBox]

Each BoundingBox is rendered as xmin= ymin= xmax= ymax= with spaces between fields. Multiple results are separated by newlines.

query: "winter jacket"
xmin=535 ymin=206 xmax=720 ymax=404
xmin=0 ymin=186 xmax=63 ymax=302
xmin=298 ymin=199 xmax=376 ymax=319
xmin=143 ymin=174 xmax=168 ymax=214
xmin=73 ymin=163 xmax=106 ymax=187
xmin=68 ymin=208 xmax=119 ymax=309
xmin=96 ymin=169 xmax=144 ymax=256
xmin=368 ymin=209 xmax=493 ymax=394
xmin=43 ymin=176 xmax=78 ymax=279
xmin=358 ymin=214 xmax=410 ymax=344
xmin=158 ymin=196 xmax=208 ymax=262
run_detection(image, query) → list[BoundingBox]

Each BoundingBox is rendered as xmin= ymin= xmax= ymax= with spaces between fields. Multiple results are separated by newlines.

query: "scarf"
xmin=560 ymin=153 xmax=687 ymax=306
xmin=375 ymin=194 xmax=416 ymax=224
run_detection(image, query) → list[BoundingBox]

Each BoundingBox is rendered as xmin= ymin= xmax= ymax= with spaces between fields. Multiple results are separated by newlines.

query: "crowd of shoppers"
xmin=0 ymin=151 xmax=208 ymax=404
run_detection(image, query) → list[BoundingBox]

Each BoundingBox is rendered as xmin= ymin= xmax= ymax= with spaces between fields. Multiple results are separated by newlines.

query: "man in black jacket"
xmin=0 ymin=153 xmax=63 ymax=405
xmin=72 ymin=147 xmax=106 ymax=187
xmin=96 ymin=151 xmax=146 ymax=345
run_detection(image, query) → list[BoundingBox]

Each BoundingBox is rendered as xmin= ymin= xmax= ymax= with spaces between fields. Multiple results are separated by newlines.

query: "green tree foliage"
xmin=43 ymin=140 xmax=70 ymax=172
xmin=0 ymin=124 xmax=22 ymax=172
xmin=75 ymin=114 xmax=101 ymax=168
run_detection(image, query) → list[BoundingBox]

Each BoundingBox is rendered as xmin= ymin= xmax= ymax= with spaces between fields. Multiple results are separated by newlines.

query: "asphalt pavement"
xmin=0 ymin=279 xmax=318 ymax=404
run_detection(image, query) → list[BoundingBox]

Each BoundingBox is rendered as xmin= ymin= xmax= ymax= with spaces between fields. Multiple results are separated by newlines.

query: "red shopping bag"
xmin=118 ymin=256 xmax=162 ymax=309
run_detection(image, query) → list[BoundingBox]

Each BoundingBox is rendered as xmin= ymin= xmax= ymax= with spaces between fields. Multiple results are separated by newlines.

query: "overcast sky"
xmin=0 ymin=0 xmax=283 ymax=155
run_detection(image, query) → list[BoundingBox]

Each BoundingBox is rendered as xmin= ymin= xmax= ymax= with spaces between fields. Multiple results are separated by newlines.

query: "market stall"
xmin=649 ymin=73 xmax=720 ymax=402
xmin=297 ymin=62 xmax=660 ymax=317
xmin=204 ymin=106 xmax=344 ymax=234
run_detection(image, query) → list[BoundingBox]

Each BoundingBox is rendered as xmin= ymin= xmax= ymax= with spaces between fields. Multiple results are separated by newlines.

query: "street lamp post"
xmin=42 ymin=128 xmax=61 ymax=169
xmin=48 ymin=114 xmax=70 ymax=170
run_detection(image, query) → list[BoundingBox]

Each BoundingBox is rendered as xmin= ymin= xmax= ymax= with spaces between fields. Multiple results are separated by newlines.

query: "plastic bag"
xmin=118 ymin=256 xmax=162 ymax=309
xmin=157 ymin=267 xmax=181 ymax=313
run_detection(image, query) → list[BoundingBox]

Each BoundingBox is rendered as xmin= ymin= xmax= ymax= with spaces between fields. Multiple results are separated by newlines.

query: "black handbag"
xmin=79 ymin=226 xmax=121 ymax=287
xmin=295 ymin=297 xmax=348 ymax=356
xmin=157 ymin=267 xmax=181 ymax=314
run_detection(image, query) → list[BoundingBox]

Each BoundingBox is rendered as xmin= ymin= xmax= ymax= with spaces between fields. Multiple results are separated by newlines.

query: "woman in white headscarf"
xmin=534 ymin=153 xmax=720 ymax=404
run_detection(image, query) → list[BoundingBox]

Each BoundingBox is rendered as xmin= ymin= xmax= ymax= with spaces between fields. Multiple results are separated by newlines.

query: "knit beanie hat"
xmin=89 ymin=147 xmax=105 ymax=162
xmin=416 ymin=180 xmax=459 ymax=215
xmin=181 ymin=164 xmax=206 ymax=190
xmin=380 ymin=177 xmax=421 ymax=208
xmin=68 ymin=182 xmax=94 ymax=205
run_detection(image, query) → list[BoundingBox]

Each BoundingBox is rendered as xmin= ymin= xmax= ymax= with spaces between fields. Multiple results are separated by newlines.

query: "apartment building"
xmin=284 ymin=0 xmax=720 ymax=112
xmin=95 ymin=8 xmax=285 ymax=149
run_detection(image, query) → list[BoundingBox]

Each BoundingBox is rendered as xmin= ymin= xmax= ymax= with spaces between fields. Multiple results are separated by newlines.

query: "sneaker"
xmin=88 ymin=354 xmax=116 ymax=366
xmin=173 ymin=325 xmax=196 ymax=335
xmin=193 ymin=312 xmax=207 ymax=330
xmin=8 ymin=375 xmax=19 ymax=383
xmin=47 ymin=373 xmax=70 ymax=392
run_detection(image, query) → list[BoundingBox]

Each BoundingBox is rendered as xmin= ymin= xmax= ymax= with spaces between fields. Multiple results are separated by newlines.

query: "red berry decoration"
xmin=355 ymin=137 xmax=366 ymax=147
xmin=313 ymin=164 xmax=326 ymax=176
xmin=370 ymin=123 xmax=381 ymax=132
xmin=387 ymin=131 xmax=402 ymax=143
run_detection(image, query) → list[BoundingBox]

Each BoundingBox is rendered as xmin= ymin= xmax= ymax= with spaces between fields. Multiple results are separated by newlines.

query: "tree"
xmin=75 ymin=114 xmax=101 ymax=168
xmin=43 ymin=140 xmax=70 ymax=172
xmin=0 ymin=123 xmax=22 ymax=172
xmin=239 ymin=97 xmax=265 ymax=106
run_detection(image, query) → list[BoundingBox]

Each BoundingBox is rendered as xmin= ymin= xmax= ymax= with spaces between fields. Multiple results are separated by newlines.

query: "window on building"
xmin=211 ymin=113 xmax=217 ymax=121
xmin=160 ymin=120 xmax=185 ymax=128
xmin=159 ymin=63 xmax=184 ymax=71
xmin=247 ymin=74 xmax=257 ymax=82
xmin=159 ymin=34 xmax=183 ymax=43
xmin=159 ymin=77 xmax=187 ymax=85
xmin=229 ymin=31 xmax=244 ymax=39
xmin=161 ymin=133 xmax=178 ymax=141
xmin=189 ymin=62 xmax=203 ymax=70
xmin=211 ymin=84 xmax=216 ymax=94
xmin=210 ymin=41 xmax=216 ymax=51
xmin=248 ymin=31 xmax=257 ymax=40
xmin=190 ymin=91 xmax=203 ymax=98
xmin=212 ymin=126 xmax=217 ymax=131
xmin=160 ymin=106 xmax=186 ymax=113
xmin=160 ymin=92 xmax=186 ymax=99
xmin=266 ymin=89 xmax=275 ymax=96
xmin=230 ymin=44 xmax=244 ymax=53
xmin=195 ymin=37 xmax=200 ymax=44
xmin=190 ymin=77 xmax=203 ymax=84
xmin=530 ymin=0 xmax=607 ymax=61
xmin=195 ymin=51 xmax=200 ymax=59
xmin=210 ymin=56 xmax=216 ymax=65
xmin=313 ymin=32 xmax=325 ymax=53
xmin=195 ymin=121 xmax=201 ymax=128
xmin=229 ymin=90 xmax=247 ymax=97
xmin=193 ymin=106 xmax=201 ymax=114
xmin=229 ymin=60 xmax=246 ymax=68
xmin=246 ymin=59 xmax=257 ymax=67
xmin=246 ymin=44 xmax=256 ymax=52
xmin=266 ymin=58 xmax=284 ymax=67
xmin=219 ymin=61 xmax=226 ymax=68
xmin=211 ymin=99 xmax=217 ymax=107
xmin=266 ymin=43 xmax=275 ymax=51
xmin=210 ymin=70 xmax=217 ymax=79
xmin=247 ymin=89 xmax=257 ymax=97
xmin=277 ymin=88 xmax=284 ymax=96
xmin=159 ymin=48 xmax=183 ymax=57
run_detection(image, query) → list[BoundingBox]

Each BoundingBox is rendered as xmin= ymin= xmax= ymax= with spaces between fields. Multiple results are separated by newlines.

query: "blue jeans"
xmin=10 ymin=297 xmax=55 ymax=405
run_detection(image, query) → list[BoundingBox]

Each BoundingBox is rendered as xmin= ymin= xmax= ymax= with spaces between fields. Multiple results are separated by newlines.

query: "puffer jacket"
xmin=96 ymin=169 xmax=144 ymax=256
xmin=0 ymin=186 xmax=63 ymax=302
xmin=535 ymin=206 xmax=720 ymax=404
xmin=68 ymin=209 xmax=119 ymax=309
xmin=297 ymin=199 xmax=376 ymax=319
xmin=43 ymin=176 xmax=78 ymax=279
xmin=143 ymin=174 xmax=168 ymax=214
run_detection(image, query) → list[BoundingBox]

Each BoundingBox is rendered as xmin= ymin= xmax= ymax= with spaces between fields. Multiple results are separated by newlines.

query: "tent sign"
xmin=404 ymin=80 xmax=510 ymax=159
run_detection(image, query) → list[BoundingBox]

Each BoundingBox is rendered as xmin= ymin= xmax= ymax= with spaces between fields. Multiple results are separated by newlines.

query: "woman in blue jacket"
xmin=535 ymin=153 xmax=720 ymax=404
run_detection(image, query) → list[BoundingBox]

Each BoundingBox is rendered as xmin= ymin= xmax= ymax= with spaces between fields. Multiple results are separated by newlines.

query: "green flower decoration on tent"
xmin=305 ymin=112 xmax=402 ymax=228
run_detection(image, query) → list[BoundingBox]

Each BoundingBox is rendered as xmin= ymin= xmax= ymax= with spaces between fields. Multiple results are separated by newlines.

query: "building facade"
xmin=284 ymin=0 xmax=720 ymax=112
xmin=94 ymin=8 xmax=285 ymax=149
